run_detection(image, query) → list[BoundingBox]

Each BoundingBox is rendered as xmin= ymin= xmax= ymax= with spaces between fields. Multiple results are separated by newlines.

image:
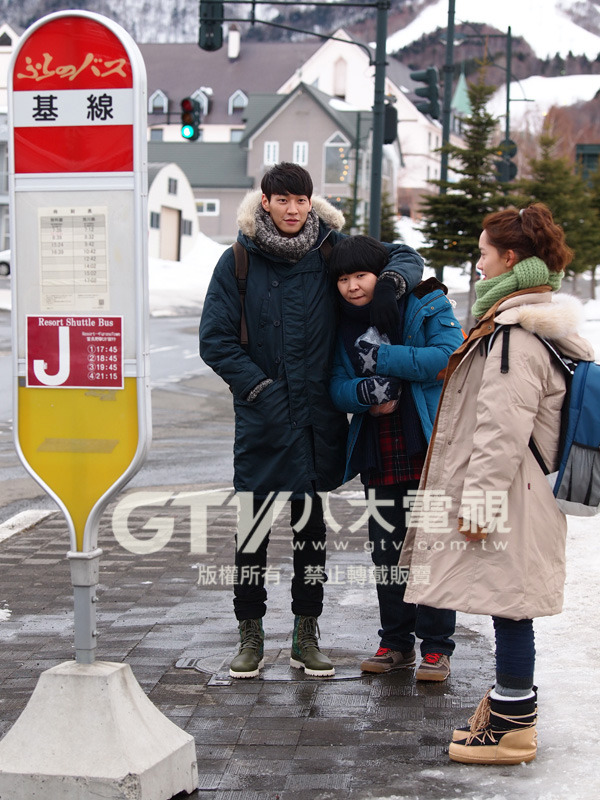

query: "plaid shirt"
xmin=366 ymin=405 xmax=425 ymax=486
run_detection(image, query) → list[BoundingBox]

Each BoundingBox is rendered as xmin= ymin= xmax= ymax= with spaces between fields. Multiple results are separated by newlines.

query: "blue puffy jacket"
xmin=330 ymin=278 xmax=464 ymax=484
xmin=199 ymin=192 xmax=425 ymax=496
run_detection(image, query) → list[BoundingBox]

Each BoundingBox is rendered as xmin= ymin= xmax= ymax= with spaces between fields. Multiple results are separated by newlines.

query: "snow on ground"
xmin=148 ymin=231 xmax=227 ymax=316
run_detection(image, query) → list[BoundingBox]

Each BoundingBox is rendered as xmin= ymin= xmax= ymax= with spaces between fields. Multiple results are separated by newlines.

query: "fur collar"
xmin=236 ymin=189 xmax=345 ymax=238
xmin=495 ymin=292 xmax=595 ymax=361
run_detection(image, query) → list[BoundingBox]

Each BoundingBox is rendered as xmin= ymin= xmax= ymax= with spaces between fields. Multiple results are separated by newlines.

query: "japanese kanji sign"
xmin=9 ymin=11 xmax=150 ymax=554
xmin=12 ymin=14 xmax=135 ymax=173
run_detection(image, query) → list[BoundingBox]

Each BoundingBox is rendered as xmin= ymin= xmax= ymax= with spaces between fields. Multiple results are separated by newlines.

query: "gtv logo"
xmin=112 ymin=490 xmax=302 ymax=556
xmin=111 ymin=489 xmax=395 ymax=556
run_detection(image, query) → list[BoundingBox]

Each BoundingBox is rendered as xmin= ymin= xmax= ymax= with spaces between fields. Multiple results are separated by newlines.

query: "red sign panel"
xmin=27 ymin=315 xmax=123 ymax=389
xmin=13 ymin=16 xmax=134 ymax=173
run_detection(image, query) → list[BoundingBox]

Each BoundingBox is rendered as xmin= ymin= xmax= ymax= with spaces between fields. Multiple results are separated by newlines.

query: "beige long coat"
xmin=402 ymin=288 xmax=595 ymax=620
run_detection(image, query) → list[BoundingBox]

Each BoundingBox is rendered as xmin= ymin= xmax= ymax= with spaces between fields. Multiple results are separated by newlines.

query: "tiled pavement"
xmin=0 ymin=484 xmax=494 ymax=800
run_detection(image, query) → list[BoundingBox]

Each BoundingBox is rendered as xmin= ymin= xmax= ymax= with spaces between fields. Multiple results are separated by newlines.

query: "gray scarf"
xmin=253 ymin=206 xmax=320 ymax=263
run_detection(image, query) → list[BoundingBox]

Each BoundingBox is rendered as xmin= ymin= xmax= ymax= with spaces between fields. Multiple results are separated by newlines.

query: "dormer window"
xmin=228 ymin=89 xmax=248 ymax=116
xmin=192 ymin=89 xmax=211 ymax=117
xmin=0 ymin=32 xmax=12 ymax=47
xmin=149 ymin=89 xmax=168 ymax=115
xmin=333 ymin=57 xmax=347 ymax=99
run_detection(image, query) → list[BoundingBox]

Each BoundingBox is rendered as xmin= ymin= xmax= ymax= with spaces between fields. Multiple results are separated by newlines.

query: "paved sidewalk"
xmin=0 ymin=482 xmax=495 ymax=800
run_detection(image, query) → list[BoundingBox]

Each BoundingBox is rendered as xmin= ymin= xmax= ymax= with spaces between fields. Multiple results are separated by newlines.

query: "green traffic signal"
xmin=181 ymin=97 xmax=200 ymax=141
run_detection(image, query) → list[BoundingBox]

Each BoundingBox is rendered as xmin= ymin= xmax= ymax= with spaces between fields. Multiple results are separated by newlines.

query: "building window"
xmin=150 ymin=128 xmax=164 ymax=141
xmin=264 ymin=141 xmax=279 ymax=166
xmin=196 ymin=199 xmax=220 ymax=216
xmin=181 ymin=219 xmax=193 ymax=236
xmin=0 ymin=143 xmax=8 ymax=194
xmin=150 ymin=212 xmax=160 ymax=229
xmin=228 ymin=89 xmax=248 ymax=116
xmin=324 ymin=132 xmax=350 ymax=184
xmin=230 ymin=129 xmax=244 ymax=142
xmin=293 ymin=141 xmax=308 ymax=166
xmin=168 ymin=178 xmax=178 ymax=195
xmin=148 ymin=89 xmax=168 ymax=115
xmin=333 ymin=57 xmax=347 ymax=99
xmin=0 ymin=32 xmax=12 ymax=46
xmin=191 ymin=89 xmax=211 ymax=117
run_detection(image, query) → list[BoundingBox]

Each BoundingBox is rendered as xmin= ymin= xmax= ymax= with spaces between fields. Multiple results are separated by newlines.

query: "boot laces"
xmin=464 ymin=690 xmax=536 ymax=745
xmin=298 ymin=616 xmax=321 ymax=649
xmin=240 ymin=619 xmax=263 ymax=649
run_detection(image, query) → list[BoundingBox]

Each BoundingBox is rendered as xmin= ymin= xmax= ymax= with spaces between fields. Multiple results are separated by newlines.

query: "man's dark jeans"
xmin=233 ymin=493 xmax=327 ymax=621
xmin=366 ymin=482 xmax=455 ymax=657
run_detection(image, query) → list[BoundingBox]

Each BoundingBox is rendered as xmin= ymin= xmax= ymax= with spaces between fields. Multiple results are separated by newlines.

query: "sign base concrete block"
xmin=0 ymin=661 xmax=198 ymax=799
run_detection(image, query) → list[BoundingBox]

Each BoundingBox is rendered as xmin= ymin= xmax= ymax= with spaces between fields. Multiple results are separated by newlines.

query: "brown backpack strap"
xmin=320 ymin=235 xmax=333 ymax=262
xmin=232 ymin=241 xmax=249 ymax=346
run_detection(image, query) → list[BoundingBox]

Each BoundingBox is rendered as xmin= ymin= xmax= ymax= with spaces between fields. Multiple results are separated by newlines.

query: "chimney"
xmin=228 ymin=24 xmax=241 ymax=61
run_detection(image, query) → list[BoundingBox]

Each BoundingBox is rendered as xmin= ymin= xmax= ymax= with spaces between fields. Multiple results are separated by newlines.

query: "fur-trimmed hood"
xmin=236 ymin=188 xmax=345 ymax=238
xmin=495 ymin=291 xmax=595 ymax=361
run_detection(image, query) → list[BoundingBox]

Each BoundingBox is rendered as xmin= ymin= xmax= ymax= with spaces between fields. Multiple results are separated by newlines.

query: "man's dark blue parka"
xmin=199 ymin=191 xmax=424 ymax=496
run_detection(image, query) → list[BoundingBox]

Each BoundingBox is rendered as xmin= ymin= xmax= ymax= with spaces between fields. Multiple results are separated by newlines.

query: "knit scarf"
xmin=253 ymin=206 xmax=320 ymax=263
xmin=472 ymin=256 xmax=563 ymax=319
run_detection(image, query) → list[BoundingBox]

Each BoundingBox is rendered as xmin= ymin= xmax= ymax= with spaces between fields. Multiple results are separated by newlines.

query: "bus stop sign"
xmin=10 ymin=12 xmax=151 ymax=555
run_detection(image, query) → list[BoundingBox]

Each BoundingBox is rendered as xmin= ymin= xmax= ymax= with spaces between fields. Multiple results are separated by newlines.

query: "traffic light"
xmin=199 ymin=0 xmax=224 ymax=51
xmin=494 ymin=138 xmax=518 ymax=182
xmin=383 ymin=103 xmax=398 ymax=144
xmin=181 ymin=97 xmax=201 ymax=141
xmin=409 ymin=67 xmax=440 ymax=120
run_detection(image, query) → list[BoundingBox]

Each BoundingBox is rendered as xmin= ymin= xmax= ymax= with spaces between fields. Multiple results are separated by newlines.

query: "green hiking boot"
xmin=290 ymin=615 xmax=335 ymax=677
xmin=229 ymin=618 xmax=264 ymax=679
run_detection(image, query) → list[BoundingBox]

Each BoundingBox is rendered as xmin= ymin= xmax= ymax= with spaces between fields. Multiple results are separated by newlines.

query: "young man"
xmin=199 ymin=162 xmax=424 ymax=679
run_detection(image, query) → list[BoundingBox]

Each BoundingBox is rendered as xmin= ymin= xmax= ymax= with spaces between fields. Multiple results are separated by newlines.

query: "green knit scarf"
xmin=472 ymin=256 xmax=563 ymax=319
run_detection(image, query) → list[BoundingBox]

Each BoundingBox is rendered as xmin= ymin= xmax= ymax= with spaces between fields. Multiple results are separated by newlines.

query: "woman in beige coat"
xmin=401 ymin=203 xmax=595 ymax=765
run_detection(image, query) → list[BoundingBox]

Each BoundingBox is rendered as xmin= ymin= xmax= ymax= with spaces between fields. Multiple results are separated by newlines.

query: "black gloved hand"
xmin=370 ymin=273 xmax=405 ymax=340
xmin=355 ymin=336 xmax=379 ymax=375
xmin=357 ymin=376 xmax=401 ymax=405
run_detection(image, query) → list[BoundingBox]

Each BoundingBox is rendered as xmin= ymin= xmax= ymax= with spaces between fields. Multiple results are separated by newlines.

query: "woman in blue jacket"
xmin=329 ymin=235 xmax=464 ymax=680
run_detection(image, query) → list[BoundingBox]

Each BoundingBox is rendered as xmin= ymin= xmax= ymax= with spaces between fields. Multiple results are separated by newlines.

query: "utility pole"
xmin=436 ymin=0 xmax=456 ymax=281
xmin=368 ymin=0 xmax=390 ymax=238
xmin=439 ymin=0 xmax=455 ymax=191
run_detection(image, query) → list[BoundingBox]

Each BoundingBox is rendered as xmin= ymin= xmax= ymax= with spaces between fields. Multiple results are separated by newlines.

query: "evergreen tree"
xmin=583 ymin=164 xmax=600 ymax=299
xmin=377 ymin=193 xmax=399 ymax=243
xmin=359 ymin=193 xmax=400 ymax=242
xmin=510 ymin=134 xmax=600 ymax=295
xmin=418 ymin=77 xmax=507 ymax=323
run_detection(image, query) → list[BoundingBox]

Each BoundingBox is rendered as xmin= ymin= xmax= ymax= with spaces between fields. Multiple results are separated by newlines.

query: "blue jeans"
xmin=366 ymin=483 xmax=455 ymax=657
xmin=493 ymin=616 xmax=535 ymax=690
